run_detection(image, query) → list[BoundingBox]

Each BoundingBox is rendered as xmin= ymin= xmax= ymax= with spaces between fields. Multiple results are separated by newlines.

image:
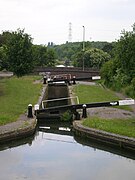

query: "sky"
xmin=0 ymin=0 xmax=135 ymax=45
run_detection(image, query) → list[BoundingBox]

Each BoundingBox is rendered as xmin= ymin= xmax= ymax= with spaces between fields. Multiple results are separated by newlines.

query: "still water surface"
xmin=0 ymin=122 xmax=135 ymax=180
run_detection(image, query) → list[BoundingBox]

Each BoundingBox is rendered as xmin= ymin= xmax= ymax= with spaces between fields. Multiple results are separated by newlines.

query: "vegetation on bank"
xmin=0 ymin=23 xmax=134 ymax=99
xmin=101 ymin=23 xmax=135 ymax=98
xmin=82 ymin=117 xmax=135 ymax=138
xmin=73 ymin=84 xmax=119 ymax=104
xmin=0 ymin=29 xmax=57 ymax=77
xmin=0 ymin=76 xmax=42 ymax=125
xmin=53 ymin=41 xmax=112 ymax=67
xmin=73 ymin=83 xmax=131 ymax=111
xmin=74 ymin=84 xmax=135 ymax=137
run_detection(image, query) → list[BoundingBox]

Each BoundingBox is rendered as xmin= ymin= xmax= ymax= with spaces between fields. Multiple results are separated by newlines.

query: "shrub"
xmin=60 ymin=110 xmax=73 ymax=121
xmin=125 ymin=78 xmax=135 ymax=98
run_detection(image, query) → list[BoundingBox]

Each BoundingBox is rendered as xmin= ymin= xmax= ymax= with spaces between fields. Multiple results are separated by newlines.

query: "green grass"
xmin=74 ymin=83 xmax=135 ymax=138
xmin=0 ymin=76 xmax=42 ymax=125
xmin=74 ymin=84 xmax=119 ymax=103
xmin=82 ymin=117 xmax=135 ymax=138
xmin=73 ymin=84 xmax=132 ymax=111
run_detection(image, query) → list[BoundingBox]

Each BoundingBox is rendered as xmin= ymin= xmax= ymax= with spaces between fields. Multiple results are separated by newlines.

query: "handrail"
xmin=37 ymin=99 xmax=135 ymax=114
xmin=42 ymin=96 xmax=79 ymax=109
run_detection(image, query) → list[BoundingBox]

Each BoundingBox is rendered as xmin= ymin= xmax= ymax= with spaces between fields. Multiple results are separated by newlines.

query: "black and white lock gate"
xmin=35 ymin=99 xmax=135 ymax=119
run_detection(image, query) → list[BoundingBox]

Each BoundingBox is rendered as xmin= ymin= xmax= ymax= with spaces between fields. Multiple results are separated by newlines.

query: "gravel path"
xmin=0 ymin=114 xmax=31 ymax=134
xmin=0 ymin=71 xmax=13 ymax=77
xmin=88 ymin=107 xmax=135 ymax=119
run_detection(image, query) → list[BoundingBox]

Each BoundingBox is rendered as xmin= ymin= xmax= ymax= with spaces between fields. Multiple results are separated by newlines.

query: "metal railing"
xmin=41 ymin=96 xmax=79 ymax=109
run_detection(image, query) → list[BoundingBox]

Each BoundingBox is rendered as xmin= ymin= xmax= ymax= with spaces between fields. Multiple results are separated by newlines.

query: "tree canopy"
xmin=53 ymin=41 xmax=111 ymax=66
xmin=73 ymin=48 xmax=111 ymax=69
xmin=4 ymin=29 xmax=33 ymax=77
xmin=0 ymin=29 xmax=57 ymax=76
xmin=101 ymin=23 xmax=135 ymax=97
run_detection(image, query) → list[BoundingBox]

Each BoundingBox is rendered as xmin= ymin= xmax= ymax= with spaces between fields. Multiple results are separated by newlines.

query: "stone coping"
xmin=0 ymin=115 xmax=37 ymax=143
xmin=73 ymin=120 xmax=135 ymax=151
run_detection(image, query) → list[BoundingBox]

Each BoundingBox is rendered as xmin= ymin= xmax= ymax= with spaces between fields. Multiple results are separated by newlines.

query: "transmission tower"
xmin=68 ymin=22 xmax=72 ymax=42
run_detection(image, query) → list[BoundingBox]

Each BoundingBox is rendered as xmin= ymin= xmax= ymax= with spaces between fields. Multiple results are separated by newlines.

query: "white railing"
xmin=42 ymin=96 xmax=79 ymax=109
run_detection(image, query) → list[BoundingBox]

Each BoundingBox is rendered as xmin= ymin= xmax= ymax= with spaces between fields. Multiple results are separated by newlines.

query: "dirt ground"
xmin=87 ymin=106 xmax=135 ymax=119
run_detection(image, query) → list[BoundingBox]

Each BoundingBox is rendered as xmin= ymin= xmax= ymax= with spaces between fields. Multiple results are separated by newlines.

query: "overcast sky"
xmin=0 ymin=0 xmax=135 ymax=45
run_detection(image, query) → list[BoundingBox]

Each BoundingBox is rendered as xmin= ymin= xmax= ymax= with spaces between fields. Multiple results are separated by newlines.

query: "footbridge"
xmin=34 ymin=67 xmax=100 ymax=78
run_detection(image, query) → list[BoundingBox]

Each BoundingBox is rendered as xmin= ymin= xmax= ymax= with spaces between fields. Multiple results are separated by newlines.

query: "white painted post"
xmin=34 ymin=104 xmax=39 ymax=116
xmin=92 ymin=76 xmax=101 ymax=80
xmin=119 ymin=99 xmax=135 ymax=106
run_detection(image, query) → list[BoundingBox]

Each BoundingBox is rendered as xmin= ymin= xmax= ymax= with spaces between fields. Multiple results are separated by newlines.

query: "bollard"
xmin=72 ymin=76 xmax=76 ymax=85
xmin=27 ymin=104 xmax=33 ymax=118
xmin=82 ymin=104 xmax=87 ymax=118
xmin=34 ymin=104 xmax=39 ymax=115
xmin=43 ymin=75 xmax=47 ymax=84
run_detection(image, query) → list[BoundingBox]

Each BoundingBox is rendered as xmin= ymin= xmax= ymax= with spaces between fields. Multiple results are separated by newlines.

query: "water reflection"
xmin=38 ymin=121 xmax=73 ymax=137
xmin=74 ymin=135 xmax=135 ymax=161
xmin=0 ymin=121 xmax=135 ymax=180
xmin=0 ymin=134 xmax=34 ymax=152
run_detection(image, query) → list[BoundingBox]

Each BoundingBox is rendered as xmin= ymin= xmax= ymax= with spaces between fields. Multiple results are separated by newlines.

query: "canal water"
xmin=0 ymin=122 xmax=135 ymax=180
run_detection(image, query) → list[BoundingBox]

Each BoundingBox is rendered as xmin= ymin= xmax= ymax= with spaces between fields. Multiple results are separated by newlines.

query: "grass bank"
xmin=73 ymin=83 xmax=135 ymax=138
xmin=82 ymin=117 xmax=135 ymax=138
xmin=0 ymin=76 xmax=42 ymax=125
xmin=73 ymin=84 xmax=132 ymax=111
xmin=74 ymin=84 xmax=119 ymax=103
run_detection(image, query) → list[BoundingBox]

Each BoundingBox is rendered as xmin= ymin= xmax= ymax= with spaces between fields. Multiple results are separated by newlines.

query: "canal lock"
xmin=37 ymin=82 xmax=73 ymax=122
xmin=36 ymin=82 xmax=74 ymax=138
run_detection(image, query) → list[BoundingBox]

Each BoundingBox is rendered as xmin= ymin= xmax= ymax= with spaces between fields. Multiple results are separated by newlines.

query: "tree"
xmin=102 ymin=42 xmax=114 ymax=57
xmin=46 ymin=48 xmax=56 ymax=67
xmin=74 ymin=48 xmax=111 ymax=69
xmin=0 ymin=31 xmax=12 ymax=47
xmin=113 ymin=24 xmax=135 ymax=80
xmin=73 ymin=51 xmax=83 ymax=67
xmin=32 ymin=45 xmax=57 ymax=67
xmin=101 ymin=23 xmax=135 ymax=93
xmin=0 ymin=46 xmax=7 ymax=70
xmin=32 ymin=45 xmax=47 ymax=66
xmin=4 ymin=29 xmax=33 ymax=77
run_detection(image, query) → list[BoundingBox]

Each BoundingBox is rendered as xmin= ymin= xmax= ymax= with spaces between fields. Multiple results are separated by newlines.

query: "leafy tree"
xmin=4 ymin=29 xmax=33 ymax=77
xmin=32 ymin=45 xmax=47 ymax=66
xmin=74 ymin=48 xmax=111 ymax=69
xmin=0 ymin=34 xmax=4 ymax=47
xmin=54 ymin=41 xmax=112 ymax=67
xmin=0 ymin=46 xmax=7 ymax=70
xmin=0 ymin=31 xmax=13 ymax=47
xmin=46 ymin=48 xmax=56 ymax=67
xmin=73 ymin=51 xmax=83 ymax=67
xmin=102 ymin=42 xmax=115 ymax=57
xmin=113 ymin=24 xmax=135 ymax=80
xmin=32 ymin=45 xmax=56 ymax=67
xmin=101 ymin=23 xmax=135 ymax=95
